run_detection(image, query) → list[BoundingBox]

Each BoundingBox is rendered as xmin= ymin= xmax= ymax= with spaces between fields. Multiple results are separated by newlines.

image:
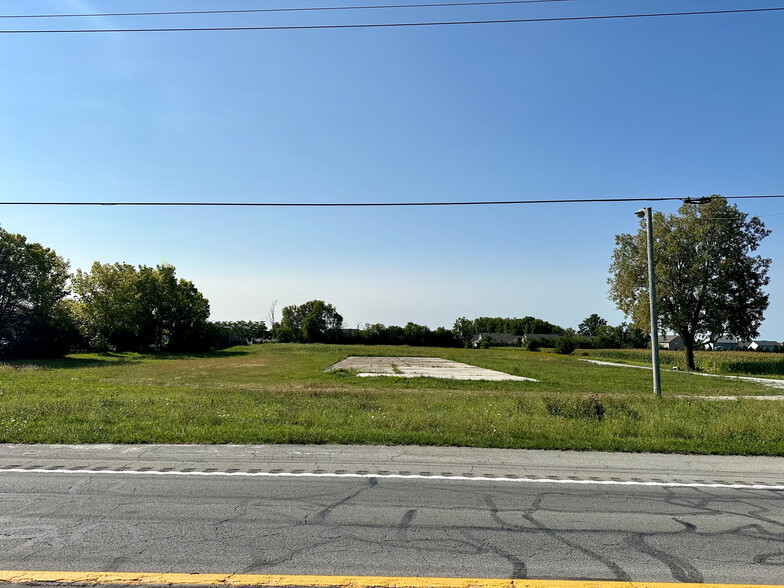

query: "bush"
xmin=555 ymin=337 xmax=576 ymax=355
xmin=524 ymin=338 xmax=540 ymax=352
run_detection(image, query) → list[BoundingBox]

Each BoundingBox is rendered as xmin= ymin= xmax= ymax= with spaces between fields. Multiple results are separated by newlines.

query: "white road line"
xmin=1 ymin=468 xmax=782 ymax=490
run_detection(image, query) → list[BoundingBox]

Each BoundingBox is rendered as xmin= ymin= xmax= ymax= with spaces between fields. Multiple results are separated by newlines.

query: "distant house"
xmin=471 ymin=332 xmax=519 ymax=348
xmin=704 ymin=337 xmax=739 ymax=351
xmin=746 ymin=340 xmax=782 ymax=352
xmin=213 ymin=334 xmax=249 ymax=349
xmin=658 ymin=334 xmax=684 ymax=350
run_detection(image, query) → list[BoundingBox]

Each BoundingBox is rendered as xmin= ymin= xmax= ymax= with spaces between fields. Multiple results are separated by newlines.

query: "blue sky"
xmin=1 ymin=0 xmax=783 ymax=338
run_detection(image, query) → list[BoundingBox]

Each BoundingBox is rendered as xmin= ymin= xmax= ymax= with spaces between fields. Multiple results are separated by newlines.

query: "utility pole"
xmin=636 ymin=207 xmax=661 ymax=398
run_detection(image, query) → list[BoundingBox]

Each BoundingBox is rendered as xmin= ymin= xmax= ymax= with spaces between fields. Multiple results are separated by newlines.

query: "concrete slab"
xmin=325 ymin=356 xmax=537 ymax=382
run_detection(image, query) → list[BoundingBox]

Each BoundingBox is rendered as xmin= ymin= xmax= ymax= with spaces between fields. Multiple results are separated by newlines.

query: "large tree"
xmin=138 ymin=264 xmax=211 ymax=352
xmin=608 ymin=196 xmax=771 ymax=370
xmin=0 ymin=226 xmax=75 ymax=358
xmin=71 ymin=262 xmax=142 ymax=351
xmin=279 ymin=300 xmax=343 ymax=343
xmin=578 ymin=314 xmax=607 ymax=336
xmin=72 ymin=262 xmax=211 ymax=352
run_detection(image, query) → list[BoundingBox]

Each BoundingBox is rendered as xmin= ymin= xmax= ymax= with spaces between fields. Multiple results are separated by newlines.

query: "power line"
xmin=1 ymin=6 xmax=783 ymax=33
xmin=2 ymin=195 xmax=783 ymax=207
xmin=0 ymin=0 xmax=575 ymax=20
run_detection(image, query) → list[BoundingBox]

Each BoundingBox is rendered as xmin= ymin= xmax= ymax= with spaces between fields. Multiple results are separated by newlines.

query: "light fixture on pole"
xmin=636 ymin=207 xmax=662 ymax=398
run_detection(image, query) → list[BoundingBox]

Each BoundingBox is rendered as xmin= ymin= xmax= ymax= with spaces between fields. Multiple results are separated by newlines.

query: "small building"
xmin=658 ymin=334 xmax=684 ymax=350
xmin=746 ymin=340 xmax=782 ymax=352
xmin=471 ymin=332 xmax=519 ymax=348
xmin=704 ymin=336 xmax=739 ymax=351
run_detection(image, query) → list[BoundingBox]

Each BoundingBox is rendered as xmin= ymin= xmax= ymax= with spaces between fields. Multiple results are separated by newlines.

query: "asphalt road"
xmin=1 ymin=444 xmax=783 ymax=584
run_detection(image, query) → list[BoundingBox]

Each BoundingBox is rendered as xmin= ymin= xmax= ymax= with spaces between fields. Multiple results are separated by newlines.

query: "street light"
xmin=636 ymin=207 xmax=661 ymax=398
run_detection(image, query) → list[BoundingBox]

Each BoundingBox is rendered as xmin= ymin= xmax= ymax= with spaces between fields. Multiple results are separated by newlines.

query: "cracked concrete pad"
xmin=325 ymin=356 xmax=537 ymax=382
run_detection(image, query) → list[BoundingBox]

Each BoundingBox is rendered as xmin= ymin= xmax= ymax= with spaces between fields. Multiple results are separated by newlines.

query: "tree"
xmin=71 ymin=262 xmax=142 ymax=351
xmin=168 ymin=284 xmax=210 ymax=351
xmin=594 ymin=323 xmax=647 ymax=349
xmin=267 ymin=299 xmax=278 ymax=340
xmin=452 ymin=316 xmax=564 ymax=340
xmin=72 ymin=262 xmax=211 ymax=352
xmin=0 ymin=226 xmax=75 ymax=358
xmin=608 ymin=196 xmax=771 ymax=370
xmin=578 ymin=314 xmax=608 ymax=336
xmin=279 ymin=300 xmax=343 ymax=343
xmin=451 ymin=316 xmax=474 ymax=346
xmin=402 ymin=322 xmax=431 ymax=346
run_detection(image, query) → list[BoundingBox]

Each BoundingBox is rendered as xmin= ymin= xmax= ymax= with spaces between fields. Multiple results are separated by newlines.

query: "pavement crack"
xmin=753 ymin=550 xmax=784 ymax=565
xmin=485 ymin=495 xmax=515 ymax=530
xmin=521 ymin=493 xmax=631 ymax=581
xmin=241 ymin=538 xmax=335 ymax=572
xmin=628 ymin=533 xmax=703 ymax=583
xmin=307 ymin=477 xmax=377 ymax=525
xmin=460 ymin=529 xmax=527 ymax=579
xmin=673 ymin=517 xmax=697 ymax=532
xmin=216 ymin=502 xmax=249 ymax=527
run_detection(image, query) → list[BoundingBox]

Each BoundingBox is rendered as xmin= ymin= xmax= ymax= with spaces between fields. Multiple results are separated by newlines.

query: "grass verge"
xmin=575 ymin=348 xmax=784 ymax=376
xmin=1 ymin=344 xmax=782 ymax=454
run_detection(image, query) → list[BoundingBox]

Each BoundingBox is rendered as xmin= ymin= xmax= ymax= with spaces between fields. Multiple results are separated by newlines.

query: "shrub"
xmin=524 ymin=338 xmax=540 ymax=352
xmin=555 ymin=337 xmax=576 ymax=355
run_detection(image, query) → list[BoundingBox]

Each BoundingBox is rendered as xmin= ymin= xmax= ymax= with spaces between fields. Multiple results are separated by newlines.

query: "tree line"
xmin=9 ymin=195 xmax=765 ymax=365
xmin=0 ymin=225 xmax=213 ymax=358
xmin=0 ymin=222 xmax=650 ymax=359
xmin=270 ymin=302 xmax=646 ymax=350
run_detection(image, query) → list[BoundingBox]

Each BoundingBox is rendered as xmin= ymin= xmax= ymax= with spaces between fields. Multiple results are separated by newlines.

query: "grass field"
xmin=1 ymin=344 xmax=783 ymax=454
xmin=575 ymin=348 xmax=784 ymax=376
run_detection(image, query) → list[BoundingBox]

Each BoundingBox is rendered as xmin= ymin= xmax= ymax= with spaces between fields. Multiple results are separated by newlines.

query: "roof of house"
xmin=472 ymin=332 xmax=519 ymax=344
xmin=750 ymin=340 xmax=781 ymax=346
xmin=658 ymin=335 xmax=682 ymax=343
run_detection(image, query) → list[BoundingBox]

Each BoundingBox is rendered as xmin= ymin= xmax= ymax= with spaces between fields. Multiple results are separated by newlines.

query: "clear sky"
xmin=1 ymin=0 xmax=783 ymax=338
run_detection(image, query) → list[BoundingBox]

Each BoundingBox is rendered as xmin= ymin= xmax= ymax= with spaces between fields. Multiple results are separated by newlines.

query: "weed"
xmin=546 ymin=395 xmax=606 ymax=421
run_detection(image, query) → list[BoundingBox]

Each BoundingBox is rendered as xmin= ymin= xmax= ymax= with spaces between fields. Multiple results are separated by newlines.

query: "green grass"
xmin=1 ymin=344 xmax=783 ymax=454
xmin=575 ymin=348 xmax=784 ymax=376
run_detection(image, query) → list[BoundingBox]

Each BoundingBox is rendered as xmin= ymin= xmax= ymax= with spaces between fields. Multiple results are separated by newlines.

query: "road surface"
xmin=1 ymin=444 xmax=783 ymax=584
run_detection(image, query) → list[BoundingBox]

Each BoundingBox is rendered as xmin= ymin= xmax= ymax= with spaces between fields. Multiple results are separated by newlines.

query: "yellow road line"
xmin=0 ymin=571 xmax=782 ymax=588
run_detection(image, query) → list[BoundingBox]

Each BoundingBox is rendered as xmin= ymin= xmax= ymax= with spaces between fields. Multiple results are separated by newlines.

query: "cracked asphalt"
xmin=0 ymin=445 xmax=783 ymax=584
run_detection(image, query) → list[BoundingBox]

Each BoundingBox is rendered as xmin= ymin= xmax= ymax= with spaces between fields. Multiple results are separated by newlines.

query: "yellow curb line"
xmin=0 ymin=572 xmax=782 ymax=588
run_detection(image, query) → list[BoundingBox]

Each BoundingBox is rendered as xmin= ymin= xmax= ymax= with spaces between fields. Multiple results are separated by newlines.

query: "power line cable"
xmin=1 ymin=6 xmax=782 ymax=33
xmin=0 ymin=0 xmax=576 ymax=20
xmin=2 ymin=195 xmax=783 ymax=207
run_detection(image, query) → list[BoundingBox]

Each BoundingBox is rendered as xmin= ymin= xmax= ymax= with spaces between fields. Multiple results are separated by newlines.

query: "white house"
xmin=746 ymin=340 xmax=781 ymax=352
